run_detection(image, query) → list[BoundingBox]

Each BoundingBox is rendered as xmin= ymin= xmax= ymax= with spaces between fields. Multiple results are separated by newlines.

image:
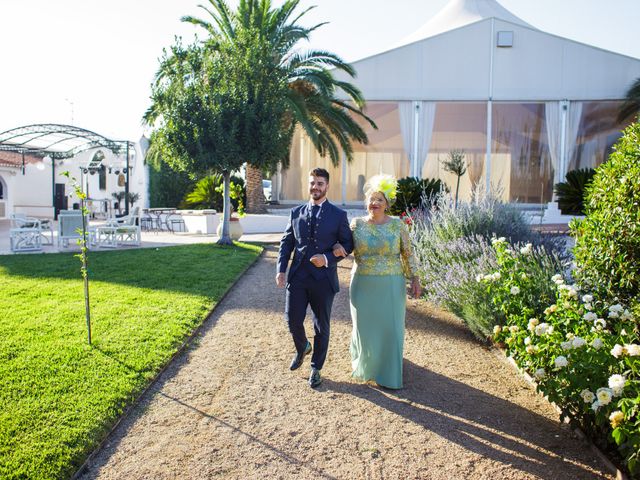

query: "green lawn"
xmin=0 ymin=243 xmax=262 ymax=479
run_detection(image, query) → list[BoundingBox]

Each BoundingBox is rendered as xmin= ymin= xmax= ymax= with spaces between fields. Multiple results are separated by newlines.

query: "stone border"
xmin=71 ymin=245 xmax=265 ymax=480
xmin=490 ymin=347 xmax=628 ymax=480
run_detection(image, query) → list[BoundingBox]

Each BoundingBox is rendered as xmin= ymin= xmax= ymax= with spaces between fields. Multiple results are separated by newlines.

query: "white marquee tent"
xmin=277 ymin=0 xmax=640 ymax=212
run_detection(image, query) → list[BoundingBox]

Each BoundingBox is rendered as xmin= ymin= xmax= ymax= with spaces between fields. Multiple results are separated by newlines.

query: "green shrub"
xmin=554 ymin=167 xmax=596 ymax=215
xmin=389 ymin=176 xmax=446 ymax=216
xmin=180 ymin=174 xmax=245 ymax=211
xmin=571 ymin=121 xmax=640 ymax=303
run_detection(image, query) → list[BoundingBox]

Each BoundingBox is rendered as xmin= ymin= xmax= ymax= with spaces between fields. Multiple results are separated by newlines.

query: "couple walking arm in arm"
xmin=276 ymin=169 xmax=421 ymax=389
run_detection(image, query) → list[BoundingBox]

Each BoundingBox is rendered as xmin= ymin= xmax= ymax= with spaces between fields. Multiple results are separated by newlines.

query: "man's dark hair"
xmin=309 ymin=168 xmax=330 ymax=183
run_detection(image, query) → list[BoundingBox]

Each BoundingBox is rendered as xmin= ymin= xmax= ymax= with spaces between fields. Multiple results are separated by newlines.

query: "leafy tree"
xmin=144 ymin=31 xmax=290 ymax=243
xmin=441 ymin=149 xmax=467 ymax=208
xmin=618 ymin=77 xmax=640 ymax=123
xmin=182 ymin=0 xmax=375 ymax=213
xmin=147 ymin=137 xmax=196 ymax=208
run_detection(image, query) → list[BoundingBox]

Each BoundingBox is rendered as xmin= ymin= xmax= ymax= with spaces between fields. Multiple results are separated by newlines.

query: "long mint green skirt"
xmin=350 ymin=273 xmax=406 ymax=389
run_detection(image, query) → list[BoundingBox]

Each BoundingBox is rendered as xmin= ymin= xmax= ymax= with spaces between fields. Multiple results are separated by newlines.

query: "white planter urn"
xmin=216 ymin=218 xmax=243 ymax=240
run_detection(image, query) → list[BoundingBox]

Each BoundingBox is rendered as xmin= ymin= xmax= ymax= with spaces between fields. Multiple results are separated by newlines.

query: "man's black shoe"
xmin=289 ymin=341 xmax=312 ymax=371
xmin=308 ymin=368 xmax=322 ymax=388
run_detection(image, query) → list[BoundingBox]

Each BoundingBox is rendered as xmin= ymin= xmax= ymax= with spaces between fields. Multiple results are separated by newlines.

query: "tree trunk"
xmin=217 ymin=170 xmax=233 ymax=245
xmin=245 ymin=163 xmax=267 ymax=214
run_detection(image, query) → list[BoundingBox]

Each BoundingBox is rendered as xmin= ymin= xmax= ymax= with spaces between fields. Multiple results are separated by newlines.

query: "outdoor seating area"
xmin=9 ymin=213 xmax=54 ymax=252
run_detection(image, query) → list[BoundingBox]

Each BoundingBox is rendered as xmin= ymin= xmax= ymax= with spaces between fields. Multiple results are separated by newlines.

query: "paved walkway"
xmin=76 ymin=246 xmax=611 ymax=480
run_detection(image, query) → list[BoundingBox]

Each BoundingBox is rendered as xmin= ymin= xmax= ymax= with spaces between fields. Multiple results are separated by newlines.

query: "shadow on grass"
xmin=321 ymin=360 xmax=608 ymax=480
xmin=0 ymin=243 xmax=262 ymax=297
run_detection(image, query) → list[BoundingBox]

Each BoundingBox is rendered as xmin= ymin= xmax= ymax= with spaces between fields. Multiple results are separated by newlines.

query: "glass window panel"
xmin=492 ymin=103 xmax=552 ymax=204
xmin=421 ymin=102 xmax=488 ymax=202
xmin=281 ymin=102 xmax=409 ymax=202
xmin=570 ymin=101 xmax=627 ymax=172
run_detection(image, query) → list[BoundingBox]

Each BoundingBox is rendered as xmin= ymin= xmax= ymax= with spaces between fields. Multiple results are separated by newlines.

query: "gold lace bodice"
xmin=350 ymin=217 xmax=418 ymax=278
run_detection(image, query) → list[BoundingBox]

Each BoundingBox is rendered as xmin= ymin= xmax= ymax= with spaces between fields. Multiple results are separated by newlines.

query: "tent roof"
xmin=395 ymin=0 xmax=535 ymax=48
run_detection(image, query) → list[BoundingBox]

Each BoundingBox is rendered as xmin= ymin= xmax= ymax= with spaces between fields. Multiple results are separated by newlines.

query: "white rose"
xmin=608 ymin=311 xmax=619 ymax=319
xmin=561 ymin=341 xmax=573 ymax=350
xmin=510 ymin=286 xmax=520 ymax=295
xmin=493 ymin=325 xmax=502 ymax=335
xmin=582 ymin=294 xmax=593 ymax=303
xmin=621 ymin=310 xmax=632 ymax=321
xmin=583 ymin=312 xmax=597 ymax=322
xmin=493 ymin=272 xmax=501 ymax=281
xmin=476 ymin=274 xmax=484 ymax=282
xmin=524 ymin=336 xmax=532 ymax=345
xmin=534 ymin=323 xmax=550 ymax=336
xmin=608 ymin=374 xmax=626 ymax=392
xmin=594 ymin=318 xmax=607 ymax=330
xmin=554 ymin=356 xmax=568 ymax=368
xmin=609 ymin=304 xmax=624 ymax=313
xmin=520 ymin=244 xmax=532 ymax=255
xmin=526 ymin=345 xmax=538 ymax=355
xmin=527 ymin=318 xmax=539 ymax=331
xmin=534 ymin=368 xmax=546 ymax=379
xmin=610 ymin=410 xmax=625 ymax=428
xmin=509 ymin=325 xmax=519 ymax=333
xmin=580 ymin=389 xmax=595 ymax=403
xmin=572 ymin=337 xmax=586 ymax=348
xmin=584 ymin=303 xmax=593 ymax=311
xmin=591 ymin=338 xmax=603 ymax=350
xmin=611 ymin=344 xmax=625 ymax=358
xmin=596 ymin=387 xmax=613 ymax=405
xmin=625 ymin=344 xmax=640 ymax=356
xmin=551 ymin=274 xmax=563 ymax=282
xmin=591 ymin=400 xmax=601 ymax=412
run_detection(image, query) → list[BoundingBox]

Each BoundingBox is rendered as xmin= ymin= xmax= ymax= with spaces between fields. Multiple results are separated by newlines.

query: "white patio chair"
xmin=57 ymin=211 xmax=85 ymax=248
xmin=102 ymin=207 xmax=141 ymax=247
xmin=9 ymin=214 xmax=43 ymax=252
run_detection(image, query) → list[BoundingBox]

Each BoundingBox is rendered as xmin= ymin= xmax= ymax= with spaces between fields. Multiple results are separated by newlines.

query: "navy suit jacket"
xmin=277 ymin=201 xmax=354 ymax=293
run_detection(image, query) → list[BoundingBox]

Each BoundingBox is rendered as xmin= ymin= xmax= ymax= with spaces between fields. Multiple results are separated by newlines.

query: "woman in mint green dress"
xmin=335 ymin=175 xmax=421 ymax=389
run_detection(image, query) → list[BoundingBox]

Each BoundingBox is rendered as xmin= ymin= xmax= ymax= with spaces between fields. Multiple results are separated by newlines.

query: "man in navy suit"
xmin=276 ymin=168 xmax=354 ymax=388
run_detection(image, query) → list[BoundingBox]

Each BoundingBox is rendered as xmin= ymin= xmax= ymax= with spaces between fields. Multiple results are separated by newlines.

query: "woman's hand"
xmin=409 ymin=277 xmax=422 ymax=299
xmin=333 ymin=242 xmax=348 ymax=258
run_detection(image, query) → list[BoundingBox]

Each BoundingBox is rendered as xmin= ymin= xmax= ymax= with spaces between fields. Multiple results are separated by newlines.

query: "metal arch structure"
xmin=0 ymin=124 xmax=136 ymax=217
xmin=0 ymin=123 xmax=132 ymax=159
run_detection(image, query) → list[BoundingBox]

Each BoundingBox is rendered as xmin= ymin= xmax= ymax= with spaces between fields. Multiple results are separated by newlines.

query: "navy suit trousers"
xmin=285 ymin=267 xmax=335 ymax=371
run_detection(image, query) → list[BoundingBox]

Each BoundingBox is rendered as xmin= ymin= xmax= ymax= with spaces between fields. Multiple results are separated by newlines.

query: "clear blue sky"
xmin=1 ymin=0 xmax=637 ymax=142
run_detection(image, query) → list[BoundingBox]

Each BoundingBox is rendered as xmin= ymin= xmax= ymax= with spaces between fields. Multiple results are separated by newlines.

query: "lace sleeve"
xmin=399 ymin=219 xmax=419 ymax=279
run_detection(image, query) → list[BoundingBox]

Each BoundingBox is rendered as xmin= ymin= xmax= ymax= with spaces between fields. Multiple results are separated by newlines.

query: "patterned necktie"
xmin=310 ymin=204 xmax=320 ymax=239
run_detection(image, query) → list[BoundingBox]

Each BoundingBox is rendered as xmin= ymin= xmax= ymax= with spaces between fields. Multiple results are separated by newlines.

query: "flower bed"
xmin=486 ymin=238 xmax=640 ymax=474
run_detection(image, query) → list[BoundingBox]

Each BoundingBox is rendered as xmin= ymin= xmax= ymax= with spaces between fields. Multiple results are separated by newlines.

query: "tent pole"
xmin=485 ymin=18 xmax=496 ymax=195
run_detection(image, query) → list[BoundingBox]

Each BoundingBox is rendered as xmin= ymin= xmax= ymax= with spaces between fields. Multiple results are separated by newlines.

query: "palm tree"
xmin=182 ymin=0 xmax=375 ymax=213
xmin=618 ymin=77 xmax=640 ymax=123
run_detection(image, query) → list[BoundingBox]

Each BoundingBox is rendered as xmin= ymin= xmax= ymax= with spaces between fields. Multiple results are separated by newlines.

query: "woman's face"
xmin=367 ymin=191 xmax=388 ymax=214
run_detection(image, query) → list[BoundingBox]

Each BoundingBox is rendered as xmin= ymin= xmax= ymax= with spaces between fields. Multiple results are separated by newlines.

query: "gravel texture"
xmin=78 ymin=246 xmax=611 ymax=480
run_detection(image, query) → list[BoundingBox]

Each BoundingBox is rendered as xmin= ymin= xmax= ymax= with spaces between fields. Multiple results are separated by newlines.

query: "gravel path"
xmin=78 ymin=246 xmax=611 ymax=480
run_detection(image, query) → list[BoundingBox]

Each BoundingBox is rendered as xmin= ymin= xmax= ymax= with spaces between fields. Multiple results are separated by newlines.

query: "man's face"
xmin=309 ymin=175 xmax=328 ymax=202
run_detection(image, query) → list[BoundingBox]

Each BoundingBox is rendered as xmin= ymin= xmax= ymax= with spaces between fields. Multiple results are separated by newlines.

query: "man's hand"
xmin=276 ymin=272 xmax=286 ymax=288
xmin=310 ymin=254 xmax=327 ymax=268
xmin=332 ymin=242 xmax=348 ymax=258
